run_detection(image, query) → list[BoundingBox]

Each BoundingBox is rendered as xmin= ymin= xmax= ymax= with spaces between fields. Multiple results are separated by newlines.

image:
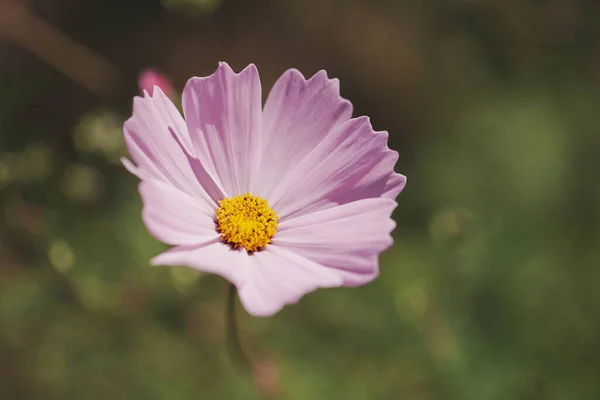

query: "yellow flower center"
xmin=215 ymin=193 xmax=279 ymax=252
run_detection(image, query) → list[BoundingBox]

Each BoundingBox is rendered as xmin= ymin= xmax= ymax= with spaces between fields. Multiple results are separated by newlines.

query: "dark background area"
xmin=1 ymin=0 xmax=599 ymax=399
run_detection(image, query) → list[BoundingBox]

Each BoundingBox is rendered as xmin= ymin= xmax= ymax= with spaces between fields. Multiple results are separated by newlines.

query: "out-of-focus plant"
xmin=0 ymin=143 xmax=54 ymax=186
xmin=61 ymin=163 xmax=104 ymax=203
xmin=73 ymin=109 xmax=126 ymax=164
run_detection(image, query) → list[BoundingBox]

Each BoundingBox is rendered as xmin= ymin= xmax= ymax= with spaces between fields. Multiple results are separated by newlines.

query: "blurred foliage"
xmin=1 ymin=0 xmax=599 ymax=399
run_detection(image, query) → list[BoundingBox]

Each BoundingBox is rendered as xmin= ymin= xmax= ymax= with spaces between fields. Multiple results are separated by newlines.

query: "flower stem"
xmin=226 ymin=282 xmax=251 ymax=372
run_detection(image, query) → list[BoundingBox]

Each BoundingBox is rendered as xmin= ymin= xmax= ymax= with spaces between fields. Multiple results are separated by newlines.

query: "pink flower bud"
xmin=138 ymin=68 xmax=175 ymax=99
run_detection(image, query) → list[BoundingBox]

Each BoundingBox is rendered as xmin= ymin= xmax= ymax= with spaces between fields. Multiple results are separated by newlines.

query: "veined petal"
xmin=383 ymin=172 xmax=407 ymax=200
xmin=256 ymin=69 xmax=353 ymax=196
xmin=123 ymin=87 xmax=217 ymax=206
xmin=238 ymin=246 xmax=343 ymax=317
xmin=139 ymin=179 xmax=218 ymax=246
xmin=151 ymin=241 xmax=249 ymax=288
xmin=182 ymin=62 xmax=262 ymax=196
xmin=274 ymin=198 xmax=397 ymax=287
xmin=269 ymin=116 xmax=402 ymax=219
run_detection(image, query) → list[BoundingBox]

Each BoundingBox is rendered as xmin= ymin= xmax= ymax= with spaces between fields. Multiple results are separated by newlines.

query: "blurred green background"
xmin=1 ymin=0 xmax=599 ymax=399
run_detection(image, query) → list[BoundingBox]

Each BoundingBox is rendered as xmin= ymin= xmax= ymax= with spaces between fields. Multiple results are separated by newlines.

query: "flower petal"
xmin=139 ymin=179 xmax=218 ymax=246
xmin=182 ymin=62 xmax=262 ymax=196
xmin=383 ymin=172 xmax=407 ymax=200
xmin=151 ymin=241 xmax=249 ymax=288
xmin=269 ymin=116 xmax=401 ymax=219
xmin=256 ymin=69 xmax=353 ymax=196
xmin=123 ymin=87 xmax=218 ymax=204
xmin=274 ymin=198 xmax=397 ymax=287
xmin=238 ymin=246 xmax=343 ymax=317
xmin=121 ymin=156 xmax=141 ymax=179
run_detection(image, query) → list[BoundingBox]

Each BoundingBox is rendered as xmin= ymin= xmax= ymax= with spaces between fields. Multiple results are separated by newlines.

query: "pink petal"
xmin=139 ymin=179 xmax=218 ymax=246
xmin=121 ymin=156 xmax=141 ymax=178
xmin=268 ymin=116 xmax=402 ymax=219
xmin=122 ymin=87 xmax=219 ymax=207
xmin=238 ymin=246 xmax=343 ymax=317
xmin=151 ymin=241 xmax=249 ymax=288
xmin=383 ymin=172 xmax=407 ymax=200
xmin=255 ymin=69 xmax=353 ymax=196
xmin=273 ymin=198 xmax=397 ymax=287
xmin=182 ymin=62 xmax=262 ymax=196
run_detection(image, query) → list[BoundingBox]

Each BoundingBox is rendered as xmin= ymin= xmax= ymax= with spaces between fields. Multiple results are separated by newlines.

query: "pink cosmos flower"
xmin=138 ymin=68 xmax=175 ymax=99
xmin=122 ymin=62 xmax=406 ymax=317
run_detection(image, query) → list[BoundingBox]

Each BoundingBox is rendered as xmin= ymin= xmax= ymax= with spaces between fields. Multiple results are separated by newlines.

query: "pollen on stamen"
xmin=215 ymin=193 xmax=279 ymax=252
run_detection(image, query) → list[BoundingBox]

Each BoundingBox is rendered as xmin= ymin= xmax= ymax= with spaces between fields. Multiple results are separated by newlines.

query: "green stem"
xmin=226 ymin=282 xmax=251 ymax=372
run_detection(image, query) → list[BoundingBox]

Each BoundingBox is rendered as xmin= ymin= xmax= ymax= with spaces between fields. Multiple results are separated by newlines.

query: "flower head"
xmin=123 ymin=62 xmax=406 ymax=317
